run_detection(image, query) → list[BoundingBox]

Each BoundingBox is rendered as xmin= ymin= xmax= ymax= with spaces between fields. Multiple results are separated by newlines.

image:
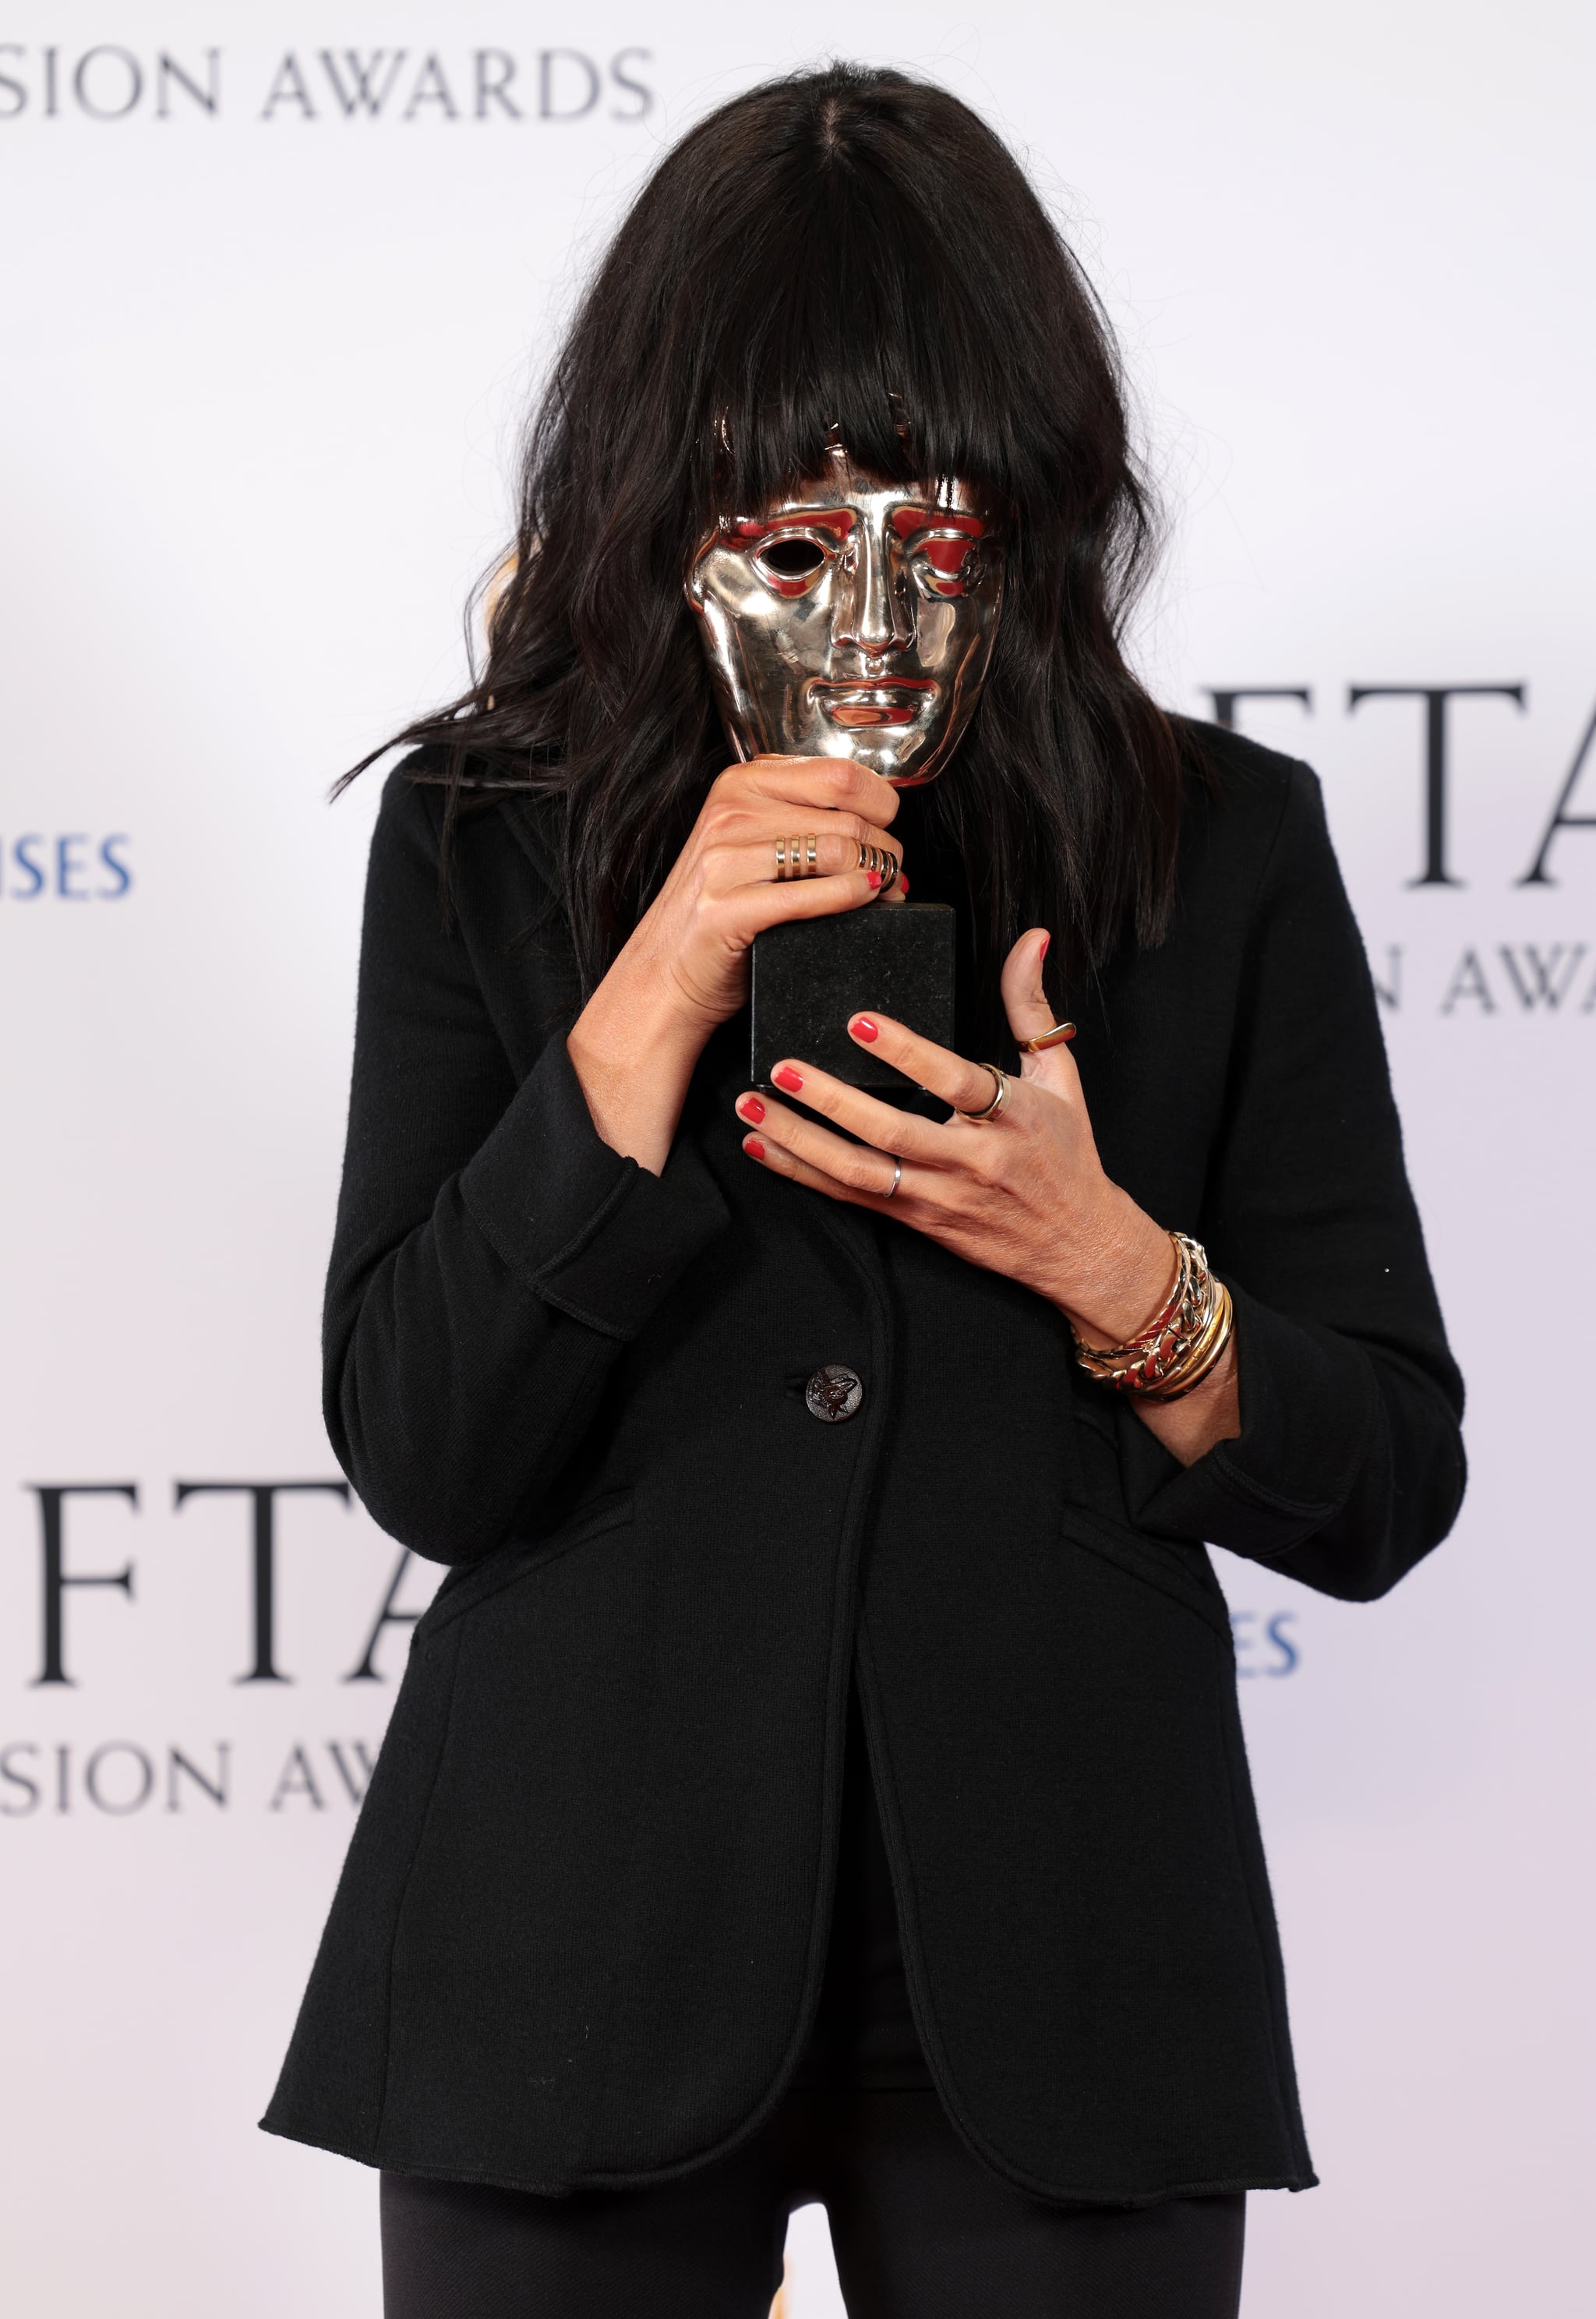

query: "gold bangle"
xmin=1142 ymin=1280 xmax=1234 ymax=1401
xmin=1159 ymin=1266 xmax=1230 ymax=1397
xmin=1072 ymin=1232 xmax=1221 ymax=1395
xmin=1073 ymin=1232 xmax=1195 ymax=1380
xmin=1145 ymin=1273 xmax=1229 ymax=1399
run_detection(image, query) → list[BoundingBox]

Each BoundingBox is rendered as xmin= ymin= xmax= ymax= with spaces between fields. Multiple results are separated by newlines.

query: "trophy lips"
xmin=808 ymin=677 xmax=937 ymax=730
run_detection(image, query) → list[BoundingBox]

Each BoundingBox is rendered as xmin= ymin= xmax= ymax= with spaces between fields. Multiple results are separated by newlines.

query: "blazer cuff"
xmin=459 ymin=1036 xmax=732 ymax=1342
xmin=1125 ymin=1280 xmax=1380 ymax=1561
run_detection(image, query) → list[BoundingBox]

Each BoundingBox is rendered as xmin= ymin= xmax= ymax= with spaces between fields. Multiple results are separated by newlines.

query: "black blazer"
xmin=262 ymin=724 xmax=1464 ymax=2205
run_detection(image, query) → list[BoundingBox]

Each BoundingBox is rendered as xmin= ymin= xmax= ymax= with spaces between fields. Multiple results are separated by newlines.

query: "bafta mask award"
xmin=687 ymin=444 xmax=1002 ymax=1087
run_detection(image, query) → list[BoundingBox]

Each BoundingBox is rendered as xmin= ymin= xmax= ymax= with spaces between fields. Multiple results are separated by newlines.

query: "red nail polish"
xmin=743 ymin=1137 xmax=766 ymax=1160
xmin=852 ymin=1017 xmax=879 ymax=1043
xmin=898 ymin=874 xmax=909 ymax=895
xmin=866 ymin=870 xmax=882 ymax=889
xmin=773 ymin=1066 xmax=803 ymax=1094
xmin=1040 ymin=933 xmax=1050 ymax=961
xmin=738 ymin=1095 xmax=766 ymax=1123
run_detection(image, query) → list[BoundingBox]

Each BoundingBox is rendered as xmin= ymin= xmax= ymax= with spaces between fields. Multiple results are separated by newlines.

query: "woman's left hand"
xmin=734 ymin=927 xmax=1241 ymax=1465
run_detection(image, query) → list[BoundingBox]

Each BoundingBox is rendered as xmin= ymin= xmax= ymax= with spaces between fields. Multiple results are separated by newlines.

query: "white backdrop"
xmin=2 ymin=6 xmax=1593 ymax=2314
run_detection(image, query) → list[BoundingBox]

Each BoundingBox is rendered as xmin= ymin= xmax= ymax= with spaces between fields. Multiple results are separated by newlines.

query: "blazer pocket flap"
xmin=415 ymin=1489 xmax=635 ymax=1642
xmin=1058 ymin=1505 xmax=1234 ymax=1643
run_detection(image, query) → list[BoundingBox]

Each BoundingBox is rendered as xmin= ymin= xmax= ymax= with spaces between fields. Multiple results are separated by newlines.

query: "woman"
xmin=263 ymin=64 xmax=1465 ymax=2318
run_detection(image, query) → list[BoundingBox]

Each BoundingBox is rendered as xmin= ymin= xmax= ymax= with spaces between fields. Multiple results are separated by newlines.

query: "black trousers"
xmin=380 ymin=2087 xmax=1246 ymax=2319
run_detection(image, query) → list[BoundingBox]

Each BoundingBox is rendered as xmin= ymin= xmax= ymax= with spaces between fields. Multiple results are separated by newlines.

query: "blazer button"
xmin=805 ymin=1365 xmax=864 ymax=1423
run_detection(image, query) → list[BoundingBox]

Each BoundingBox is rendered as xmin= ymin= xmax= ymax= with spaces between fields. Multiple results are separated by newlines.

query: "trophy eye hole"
xmin=913 ymin=536 xmax=980 ymax=598
xmin=760 ymin=536 xmax=828 ymax=579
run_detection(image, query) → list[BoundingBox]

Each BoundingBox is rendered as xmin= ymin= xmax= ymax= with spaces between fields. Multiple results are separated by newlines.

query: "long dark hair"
xmin=353 ymin=62 xmax=1185 ymax=1009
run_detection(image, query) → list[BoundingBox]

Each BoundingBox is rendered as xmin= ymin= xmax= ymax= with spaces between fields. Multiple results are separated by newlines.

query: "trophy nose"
xmin=833 ymin=518 xmax=912 ymax=659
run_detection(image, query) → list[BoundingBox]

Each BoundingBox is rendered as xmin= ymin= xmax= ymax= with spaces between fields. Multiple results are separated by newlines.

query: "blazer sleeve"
xmin=323 ymin=767 xmax=731 ymax=1565
xmin=1124 ymin=764 xmax=1466 ymax=1601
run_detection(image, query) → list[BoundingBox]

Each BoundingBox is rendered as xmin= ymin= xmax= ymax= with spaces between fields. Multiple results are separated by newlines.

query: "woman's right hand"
xmin=566 ymin=755 xmax=904 ymax=1173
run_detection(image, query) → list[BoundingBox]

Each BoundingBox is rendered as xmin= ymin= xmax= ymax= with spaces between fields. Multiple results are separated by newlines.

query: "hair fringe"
xmin=344 ymin=62 xmax=1192 ymax=1037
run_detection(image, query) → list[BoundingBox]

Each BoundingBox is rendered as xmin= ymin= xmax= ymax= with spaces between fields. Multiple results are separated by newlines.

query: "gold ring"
xmin=958 ymin=1065 xmax=1008 ymax=1122
xmin=1017 ymin=1021 xmax=1078 ymax=1054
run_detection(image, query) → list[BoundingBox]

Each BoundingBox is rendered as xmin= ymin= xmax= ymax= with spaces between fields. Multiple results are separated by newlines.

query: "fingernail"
xmin=851 ymin=1017 xmax=879 ymax=1043
xmin=773 ymin=1066 xmax=803 ymax=1094
xmin=738 ymin=1096 xmax=766 ymax=1123
xmin=1040 ymin=934 xmax=1050 ymax=961
xmin=898 ymin=874 xmax=909 ymax=895
xmin=743 ymin=1137 xmax=766 ymax=1160
xmin=866 ymin=870 xmax=882 ymax=889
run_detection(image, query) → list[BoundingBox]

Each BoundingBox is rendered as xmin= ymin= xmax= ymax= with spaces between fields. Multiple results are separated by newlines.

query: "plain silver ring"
xmin=885 ymin=1156 xmax=902 ymax=1200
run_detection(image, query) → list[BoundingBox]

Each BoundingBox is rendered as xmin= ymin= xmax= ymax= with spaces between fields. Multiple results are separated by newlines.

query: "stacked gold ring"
xmin=774 ymin=836 xmax=898 ymax=882
xmin=856 ymin=840 xmax=897 ymax=882
xmin=774 ymin=834 xmax=821 ymax=881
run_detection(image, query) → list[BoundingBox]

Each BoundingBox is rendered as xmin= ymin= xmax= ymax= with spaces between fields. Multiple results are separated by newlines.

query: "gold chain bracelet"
xmin=1072 ymin=1231 xmax=1235 ymax=1401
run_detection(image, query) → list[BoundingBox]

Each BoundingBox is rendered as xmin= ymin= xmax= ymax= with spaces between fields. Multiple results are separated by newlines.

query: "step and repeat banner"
xmin=2 ymin=6 xmax=1591 ymax=2314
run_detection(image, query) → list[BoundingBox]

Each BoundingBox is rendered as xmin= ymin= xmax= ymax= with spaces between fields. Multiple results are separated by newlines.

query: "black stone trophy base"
xmin=750 ymin=904 xmax=955 ymax=1088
